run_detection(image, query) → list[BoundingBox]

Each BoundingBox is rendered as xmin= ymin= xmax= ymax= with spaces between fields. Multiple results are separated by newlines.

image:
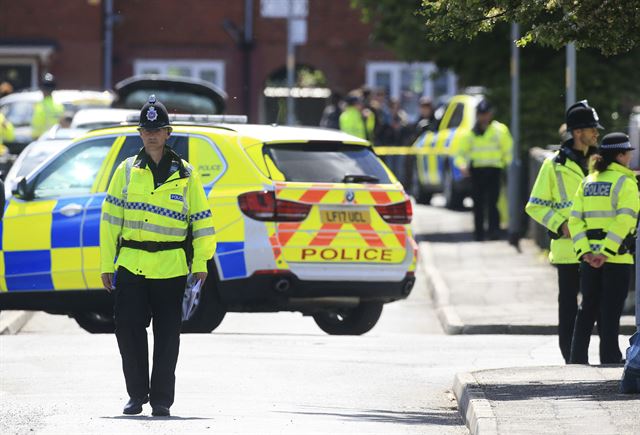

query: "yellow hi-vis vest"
xmin=339 ymin=106 xmax=373 ymax=141
xmin=568 ymin=162 xmax=639 ymax=264
xmin=455 ymin=120 xmax=513 ymax=169
xmin=100 ymin=149 xmax=216 ymax=278
xmin=0 ymin=113 xmax=14 ymax=153
xmin=31 ymin=96 xmax=64 ymax=138
xmin=525 ymin=149 xmax=585 ymax=264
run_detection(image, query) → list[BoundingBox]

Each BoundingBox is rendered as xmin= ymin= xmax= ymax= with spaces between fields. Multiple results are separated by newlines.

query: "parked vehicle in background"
xmin=3 ymin=127 xmax=89 ymax=194
xmin=70 ymin=108 xmax=138 ymax=130
xmin=410 ymin=93 xmax=483 ymax=209
xmin=0 ymin=90 xmax=114 ymax=154
xmin=112 ymin=75 xmax=227 ymax=114
xmin=0 ymin=115 xmax=416 ymax=335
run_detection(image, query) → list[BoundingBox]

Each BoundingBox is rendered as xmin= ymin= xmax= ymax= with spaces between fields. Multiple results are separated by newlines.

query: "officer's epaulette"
xmin=553 ymin=149 xmax=567 ymax=165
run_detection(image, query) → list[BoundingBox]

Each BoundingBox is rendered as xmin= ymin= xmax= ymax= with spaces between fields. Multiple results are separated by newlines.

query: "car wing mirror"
xmin=12 ymin=177 xmax=34 ymax=201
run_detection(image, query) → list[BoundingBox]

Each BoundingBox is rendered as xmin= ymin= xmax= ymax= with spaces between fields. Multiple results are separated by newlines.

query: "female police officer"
xmin=568 ymin=132 xmax=639 ymax=365
xmin=100 ymin=95 xmax=216 ymax=416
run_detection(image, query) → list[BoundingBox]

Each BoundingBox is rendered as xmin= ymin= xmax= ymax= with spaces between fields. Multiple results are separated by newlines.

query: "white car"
xmin=4 ymin=127 xmax=89 ymax=196
xmin=70 ymin=108 xmax=138 ymax=130
xmin=0 ymin=90 xmax=114 ymax=153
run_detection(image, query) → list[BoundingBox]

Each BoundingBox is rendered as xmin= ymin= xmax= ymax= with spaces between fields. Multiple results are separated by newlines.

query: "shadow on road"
xmin=481 ymin=379 xmax=635 ymax=402
xmin=101 ymin=415 xmax=212 ymax=421
xmin=415 ymin=231 xmax=475 ymax=243
xmin=276 ymin=407 xmax=463 ymax=427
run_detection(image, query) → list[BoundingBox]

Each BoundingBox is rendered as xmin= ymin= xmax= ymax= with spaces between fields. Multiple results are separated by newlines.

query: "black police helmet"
xmin=40 ymin=73 xmax=56 ymax=90
xmin=476 ymin=99 xmax=493 ymax=114
xmin=566 ymin=100 xmax=604 ymax=130
xmin=600 ymin=132 xmax=634 ymax=151
xmin=138 ymin=95 xmax=170 ymax=129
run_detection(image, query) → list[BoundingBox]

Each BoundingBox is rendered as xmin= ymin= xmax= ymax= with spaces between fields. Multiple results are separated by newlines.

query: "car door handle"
xmin=59 ymin=204 xmax=84 ymax=217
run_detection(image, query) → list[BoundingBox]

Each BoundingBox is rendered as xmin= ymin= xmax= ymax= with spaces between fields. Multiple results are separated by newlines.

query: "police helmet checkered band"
xmin=146 ymin=106 xmax=158 ymax=121
xmin=600 ymin=141 xmax=632 ymax=150
xmin=600 ymin=132 xmax=633 ymax=150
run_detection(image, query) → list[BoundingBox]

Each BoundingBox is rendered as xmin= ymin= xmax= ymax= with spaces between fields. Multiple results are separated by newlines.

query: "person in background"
xmin=0 ymin=81 xmax=13 ymax=98
xmin=526 ymin=100 xmax=603 ymax=363
xmin=339 ymin=93 xmax=371 ymax=140
xmin=455 ymin=100 xmax=513 ymax=240
xmin=568 ymin=132 xmax=639 ymax=365
xmin=31 ymin=73 xmax=64 ymax=139
xmin=413 ymin=96 xmax=437 ymax=137
xmin=319 ymin=91 xmax=342 ymax=130
xmin=0 ymin=109 xmax=15 ymax=156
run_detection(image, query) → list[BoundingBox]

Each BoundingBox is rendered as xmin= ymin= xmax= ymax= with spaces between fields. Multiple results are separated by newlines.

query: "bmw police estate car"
xmin=1 ymin=116 xmax=417 ymax=335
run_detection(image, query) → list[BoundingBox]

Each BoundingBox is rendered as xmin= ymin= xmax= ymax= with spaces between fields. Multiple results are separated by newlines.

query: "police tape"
xmin=373 ymin=146 xmax=455 ymax=156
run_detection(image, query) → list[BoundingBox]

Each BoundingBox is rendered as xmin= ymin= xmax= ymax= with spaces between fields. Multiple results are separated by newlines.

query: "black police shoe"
xmin=151 ymin=405 xmax=171 ymax=417
xmin=123 ymin=396 xmax=149 ymax=415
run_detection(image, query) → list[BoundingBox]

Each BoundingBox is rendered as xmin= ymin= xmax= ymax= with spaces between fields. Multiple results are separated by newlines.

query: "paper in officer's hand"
xmin=182 ymin=275 xmax=203 ymax=321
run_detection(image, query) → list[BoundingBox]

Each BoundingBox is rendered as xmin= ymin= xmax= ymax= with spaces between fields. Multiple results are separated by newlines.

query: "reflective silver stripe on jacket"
xmin=542 ymin=210 xmax=555 ymax=226
xmin=583 ymin=210 xmax=616 ymax=218
xmin=471 ymin=158 xmax=502 ymax=166
xmin=617 ymin=208 xmax=638 ymax=219
xmin=611 ymin=176 xmax=626 ymax=210
xmin=123 ymin=219 xmax=188 ymax=237
xmin=606 ymin=232 xmax=624 ymax=244
xmin=122 ymin=157 xmax=134 ymax=202
xmin=554 ymin=164 xmax=568 ymax=202
xmin=102 ymin=212 xmax=123 ymax=226
xmin=572 ymin=231 xmax=587 ymax=243
xmin=193 ymin=227 xmax=216 ymax=239
xmin=570 ymin=210 xmax=583 ymax=219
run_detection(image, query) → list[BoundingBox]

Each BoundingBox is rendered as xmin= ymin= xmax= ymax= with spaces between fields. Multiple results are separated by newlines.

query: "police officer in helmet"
xmin=526 ymin=99 xmax=602 ymax=363
xmin=100 ymin=95 xmax=216 ymax=416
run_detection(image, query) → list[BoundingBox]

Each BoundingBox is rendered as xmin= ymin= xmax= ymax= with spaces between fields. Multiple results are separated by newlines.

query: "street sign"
xmin=261 ymin=0 xmax=308 ymax=18
xmin=290 ymin=18 xmax=307 ymax=45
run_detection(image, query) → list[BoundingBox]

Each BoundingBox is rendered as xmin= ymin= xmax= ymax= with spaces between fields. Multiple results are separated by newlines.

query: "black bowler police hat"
xmin=138 ymin=94 xmax=170 ymax=129
xmin=566 ymin=100 xmax=604 ymax=130
xmin=40 ymin=73 xmax=56 ymax=90
xmin=600 ymin=132 xmax=634 ymax=151
xmin=476 ymin=99 xmax=493 ymax=114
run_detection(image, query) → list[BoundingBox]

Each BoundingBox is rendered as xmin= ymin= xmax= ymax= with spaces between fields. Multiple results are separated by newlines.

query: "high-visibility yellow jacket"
xmin=568 ymin=162 xmax=639 ymax=264
xmin=31 ymin=96 xmax=64 ymax=138
xmin=0 ymin=113 xmax=14 ymax=152
xmin=100 ymin=147 xmax=216 ymax=278
xmin=455 ymin=120 xmax=513 ymax=169
xmin=525 ymin=147 xmax=586 ymax=264
xmin=339 ymin=106 xmax=373 ymax=141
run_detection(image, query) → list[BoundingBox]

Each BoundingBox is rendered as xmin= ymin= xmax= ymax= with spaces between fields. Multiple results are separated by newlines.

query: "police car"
xmin=411 ymin=94 xmax=482 ymax=208
xmin=1 ymin=115 xmax=417 ymax=335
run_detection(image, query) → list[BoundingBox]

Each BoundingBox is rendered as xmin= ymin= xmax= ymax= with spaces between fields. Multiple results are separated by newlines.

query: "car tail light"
xmin=375 ymin=199 xmax=413 ymax=224
xmin=238 ymin=190 xmax=311 ymax=222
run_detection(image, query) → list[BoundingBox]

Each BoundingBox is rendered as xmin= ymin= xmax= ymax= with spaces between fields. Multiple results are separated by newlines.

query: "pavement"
xmin=0 ymin=310 xmax=33 ymax=335
xmin=420 ymin=223 xmax=640 ymax=435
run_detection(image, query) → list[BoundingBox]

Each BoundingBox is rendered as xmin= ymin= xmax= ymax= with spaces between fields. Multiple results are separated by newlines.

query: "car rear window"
xmin=263 ymin=142 xmax=391 ymax=184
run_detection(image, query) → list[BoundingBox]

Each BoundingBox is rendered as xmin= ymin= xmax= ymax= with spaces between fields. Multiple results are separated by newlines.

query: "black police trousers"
xmin=114 ymin=266 xmax=187 ymax=407
xmin=555 ymin=264 xmax=581 ymax=363
xmin=570 ymin=262 xmax=630 ymax=364
xmin=470 ymin=167 xmax=501 ymax=240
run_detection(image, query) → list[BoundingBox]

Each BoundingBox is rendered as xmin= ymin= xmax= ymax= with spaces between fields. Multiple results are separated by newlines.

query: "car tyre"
xmin=313 ymin=302 xmax=383 ymax=335
xmin=181 ymin=279 xmax=226 ymax=334
xmin=73 ymin=311 xmax=115 ymax=334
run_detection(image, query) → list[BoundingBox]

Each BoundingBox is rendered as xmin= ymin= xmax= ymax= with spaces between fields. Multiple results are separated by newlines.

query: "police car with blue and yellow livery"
xmin=1 ymin=115 xmax=417 ymax=335
xmin=411 ymin=94 xmax=483 ymax=208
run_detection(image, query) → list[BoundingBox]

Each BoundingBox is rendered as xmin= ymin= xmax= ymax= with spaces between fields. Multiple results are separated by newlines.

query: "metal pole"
xmin=103 ymin=0 xmax=114 ymax=89
xmin=508 ymin=22 xmax=521 ymax=244
xmin=566 ymin=43 xmax=576 ymax=109
xmin=286 ymin=0 xmax=296 ymax=125
xmin=243 ymin=0 xmax=253 ymax=118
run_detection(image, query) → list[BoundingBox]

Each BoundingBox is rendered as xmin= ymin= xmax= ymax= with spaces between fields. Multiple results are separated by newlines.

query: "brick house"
xmin=0 ymin=0 xmax=456 ymax=123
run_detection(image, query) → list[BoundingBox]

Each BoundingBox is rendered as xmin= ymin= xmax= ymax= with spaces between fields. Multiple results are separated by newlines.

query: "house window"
xmin=134 ymin=60 xmax=225 ymax=91
xmin=366 ymin=62 xmax=457 ymax=121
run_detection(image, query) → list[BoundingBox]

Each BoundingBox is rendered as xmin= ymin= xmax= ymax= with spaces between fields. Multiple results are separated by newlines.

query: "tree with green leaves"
xmin=351 ymin=0 xmax=640 ymax=150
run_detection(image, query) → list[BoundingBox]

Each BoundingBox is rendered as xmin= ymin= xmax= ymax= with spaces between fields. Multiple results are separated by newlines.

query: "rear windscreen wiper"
xmin=342 ymin=174 xmax=379 ymax=183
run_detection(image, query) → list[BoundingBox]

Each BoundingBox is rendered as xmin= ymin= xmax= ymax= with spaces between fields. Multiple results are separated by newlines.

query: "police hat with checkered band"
xmin=566 ymin=100 xmax=604 ymax=130
xmin=600 ymin=132 xmax=634 ymax=151
xmin=139 ymin=94 xmax=170 ymax=129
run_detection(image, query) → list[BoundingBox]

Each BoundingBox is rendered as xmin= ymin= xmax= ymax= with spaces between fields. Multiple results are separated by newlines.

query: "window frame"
xmin=133 ymin=59 xmax=226 ymax=90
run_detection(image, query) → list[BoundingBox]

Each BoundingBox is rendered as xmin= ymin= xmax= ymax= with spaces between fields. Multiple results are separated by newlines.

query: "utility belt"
xmin=120 ymin=239 xmax=186 ymax=253
xmin=586 ymin=229 xmax=636 ymax=255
